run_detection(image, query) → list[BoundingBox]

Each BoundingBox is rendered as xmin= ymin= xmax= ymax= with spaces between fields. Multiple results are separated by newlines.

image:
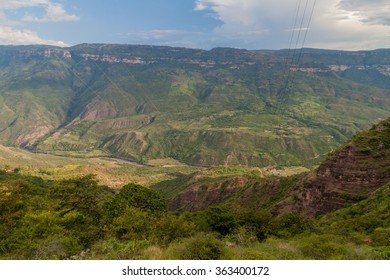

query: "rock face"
xmin=1 ymin=44 xmax=390 ymax=167
xmin=274 ymin=118 xmax=390 ymax=216
xmin=162 ymin=119 xmax=389 ymax=216
xmin=167 ymin=176 xmax=248 ymax=211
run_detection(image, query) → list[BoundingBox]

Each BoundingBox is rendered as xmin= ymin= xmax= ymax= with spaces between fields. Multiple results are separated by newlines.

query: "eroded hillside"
xmin=0 ymin=45 xmax=389 ymax=167
xmin=159 ymin=118 xmax=390 ymax=217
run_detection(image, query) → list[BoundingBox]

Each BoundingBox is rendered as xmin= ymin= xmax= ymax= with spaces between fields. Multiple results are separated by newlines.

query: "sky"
xmin=0 ymin=0 xmax=389 ymax=50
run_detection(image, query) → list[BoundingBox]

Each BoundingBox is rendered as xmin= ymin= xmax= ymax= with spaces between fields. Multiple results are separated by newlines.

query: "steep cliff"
xmin=274 ymin=117 xmax=390 ymax=216
xmin=162 ymin=118 xmax=390 ymax=216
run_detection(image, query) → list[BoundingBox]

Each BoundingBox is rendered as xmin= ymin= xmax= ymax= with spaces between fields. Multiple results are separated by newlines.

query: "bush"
xmin=205 ymin=206 xmax=237 ymax=236
xmin=227 ymin=238 xmax=304 ymax=260
xmin=49 ymin=175 xmax=102 ymax=220
xmin=225 ymin=226 xmax=258 ymax=246
xmin=164 ymin=233 xmax=228 ymax=260
xmin=114 ymin=208 xmax=156 ymax=241
xmin=295 ymin=234 xmax=346 ymax=259
xmin=105 ymin=183 xmax=166 ymax=221
xmin=89 ymin=238 xmax=150 ymax=260
xmin=272 ymin=212 xmax=315 ymax=238
xmin=153 ymin=213 xmax=197 ymax=245
xmin=235 ymin=208 xmax=272 ymax=240
xmin=371 ymin=228 xmax=390 ymax=247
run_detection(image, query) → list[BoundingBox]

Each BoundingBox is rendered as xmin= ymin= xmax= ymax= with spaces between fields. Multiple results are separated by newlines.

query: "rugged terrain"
xmin=0 ymin=118 xmax=388 ymax=260
xmin=275 ymin=117 xmax=390 ymax=216
xmin=158 ymin=118 xmax=390 ymax=217
xmin=0 ymin=44 xmax=389 ymax=167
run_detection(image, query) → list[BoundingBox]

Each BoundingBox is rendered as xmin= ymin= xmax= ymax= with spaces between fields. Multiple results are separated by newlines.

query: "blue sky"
xmin=0 ymin=0 xmax=389 ymax=50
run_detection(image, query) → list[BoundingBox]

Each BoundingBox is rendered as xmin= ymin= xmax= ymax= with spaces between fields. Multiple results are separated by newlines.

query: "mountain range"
xmin=0 ymin=44 xmax=389 ymax=168
xmin=0 ymin=116 xmax=388 ymax=260
xmin=0 ymin=44 xmax=389 ymax=260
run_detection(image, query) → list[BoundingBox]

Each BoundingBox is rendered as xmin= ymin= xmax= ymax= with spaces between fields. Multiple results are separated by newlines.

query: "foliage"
xmin=164 ymin=233 xmax=228 ymax=260
xmin=115 ymin=183 xmax=166 ymax=212
xmin=205 ymin=206 xmax=238 ymax=236
xmin=1 ymin=46 xmax=390 ymax=169
xmin=234 ymin=208 xmax=273 ymax=240
xmin=0 ymin=163 xmax=388 ymax=260
xmin=272 ymin=212 xmax=315 ymax=238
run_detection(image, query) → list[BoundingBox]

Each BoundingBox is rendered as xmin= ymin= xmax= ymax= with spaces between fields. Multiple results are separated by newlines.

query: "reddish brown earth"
xmin=274 ymin=118 xmax=390 ymax=216
xmin=168 ymin=176 xmax=248 ymax=211
xmin=167 ymin=118 xmax=390 ymax=216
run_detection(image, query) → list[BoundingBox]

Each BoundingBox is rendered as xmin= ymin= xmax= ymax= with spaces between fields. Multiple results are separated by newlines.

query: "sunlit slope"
xmin=0 ymin=45 xmax=389 ymax=167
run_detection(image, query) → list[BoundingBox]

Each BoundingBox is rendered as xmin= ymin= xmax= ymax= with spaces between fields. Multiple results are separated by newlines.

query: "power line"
xmin=295 ymin=0 xmax=317 ymax=73
xmin=277 ymin=0 xmax=317 ymax=104
xmin=279 ymin=0 xmax=303 ymax=95
xmin=288 ymin=0 xmax=317 ymax=91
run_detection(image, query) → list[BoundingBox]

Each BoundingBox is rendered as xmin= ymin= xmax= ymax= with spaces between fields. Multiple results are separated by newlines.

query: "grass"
xmin=0 ymin=144 xmax=201 ymax=188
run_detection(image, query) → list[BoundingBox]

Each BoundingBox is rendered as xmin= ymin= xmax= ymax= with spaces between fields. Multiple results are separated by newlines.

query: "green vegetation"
xmin=0 ymin=45 xmax=389 ymax=168
xmin=0 ymin=45 xmax=389 ymax=260
xmin=351 ymin=118 xmax=390 ymax=152
xmin=0 ymin=169 xmax=388 ymax=260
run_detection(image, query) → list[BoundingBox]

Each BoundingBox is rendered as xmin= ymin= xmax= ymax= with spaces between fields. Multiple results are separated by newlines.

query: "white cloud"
xmin=122 ymin=29 xmax=206 ymax=48
xmin=338 ymin=0 xmax=390 ymax=25
xmin=0 ymin=0 xmax=49 ymax=10
xmin=0 ymin=0 xmax=79 ymax=45
xmin=0 ymin=26 xmax=66 ymax=46
xmin=136 ymin=29 xmax=192 ymax=40
xmin=194 ymin=1 xmax=208 ymax=11
xmin=22 ymin=3 xmax=79 ymax=23
xmin=194 ymin=0 xmax=390 ymax=50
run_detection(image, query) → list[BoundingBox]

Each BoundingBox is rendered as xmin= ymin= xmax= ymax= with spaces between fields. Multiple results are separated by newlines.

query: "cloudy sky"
xmin=0 ymin=0 xmax=389 ymax=50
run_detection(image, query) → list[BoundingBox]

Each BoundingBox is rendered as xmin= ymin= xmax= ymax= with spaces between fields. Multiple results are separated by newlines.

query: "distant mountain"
xmin=0 ymin=44 xmax=389 ymax=167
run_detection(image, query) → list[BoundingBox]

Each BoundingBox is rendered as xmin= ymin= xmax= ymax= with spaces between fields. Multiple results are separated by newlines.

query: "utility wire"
xmin=289 ymin=0 xmax=318 ymax=87
xmin=278 ymin=0 xmax=303 ymax=96
xmin=283 ymin=0 xmax=310 ymax=94
xmin=277 ymin=0 xmax=317 ymax=108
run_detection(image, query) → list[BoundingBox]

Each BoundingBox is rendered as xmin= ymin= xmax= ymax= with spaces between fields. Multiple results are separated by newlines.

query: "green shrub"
xmin=295 ymin=234 xmax=346 ymax=259
xmin=105 ymin=183 xmax=166 ymax=221
xmin=153 ymin=213 xmax=197 ymax=245
xmin=205 ymin=206 xmax=237 ymax=236
xmin=225 ymin=226 xmax=258 ymax=246
xmin=272 ymin=212 xmax=315 ymax=238
xmin=164 ymin=233 xmax=228 ymax=260
xmin=371 ymin=228 xmax=390 ymax=247
xmin=228 ymin=238 xmax=304 ymax=260
xmin=235 ymin=208 xmax=272 ymax=240
xmin=114 ymin=208 xmax=156 ymax=241
xmin=89 ymin=238 xmax=150 ymax=260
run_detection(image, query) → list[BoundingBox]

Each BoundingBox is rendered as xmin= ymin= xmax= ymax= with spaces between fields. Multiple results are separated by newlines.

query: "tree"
xmin=106 ymin=183 xmax=166 ymax=220
xmin=205 ymin=206 xmax=237 ymax=236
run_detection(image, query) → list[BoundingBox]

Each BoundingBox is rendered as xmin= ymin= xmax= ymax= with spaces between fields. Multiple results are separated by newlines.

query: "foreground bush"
xmin=164 ymin=233 xmax=229 ymax=260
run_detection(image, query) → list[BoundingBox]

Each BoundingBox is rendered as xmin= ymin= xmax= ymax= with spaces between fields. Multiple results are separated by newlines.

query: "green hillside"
xmin=0 ymin=45 xmax=389 ymax=167
xmin=0 ymin=118 xmax=389 ymax=260
xmin=158 ymin=118 xmax=390 ymax=215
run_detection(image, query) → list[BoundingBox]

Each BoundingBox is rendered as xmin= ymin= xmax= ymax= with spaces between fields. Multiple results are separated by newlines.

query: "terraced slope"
xmin=159 ymin=118 xmax=390 ymax=216
xmin=0 ymin=45 xmax=389 ymax=167
xmin=275 ymin=117 xmax=390 ymax=216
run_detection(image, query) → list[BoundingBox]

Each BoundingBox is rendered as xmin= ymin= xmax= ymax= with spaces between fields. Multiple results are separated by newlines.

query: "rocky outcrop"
xmin=101 ymin=131 xmax=148 ymax=160
xmin=167 ymin=118 xmax=390 ymax=216
xmin=167 ymin=176 xmax=248 ymax=211
xmin=274 ymin=118 xmax=390 ymax=216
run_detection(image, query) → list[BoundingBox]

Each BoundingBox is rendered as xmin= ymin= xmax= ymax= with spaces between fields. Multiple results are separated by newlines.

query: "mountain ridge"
xmin=158 ymin=117 xmax=390 ymax=217
xmin=0 ymin=44 xmax=389 ymax=167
